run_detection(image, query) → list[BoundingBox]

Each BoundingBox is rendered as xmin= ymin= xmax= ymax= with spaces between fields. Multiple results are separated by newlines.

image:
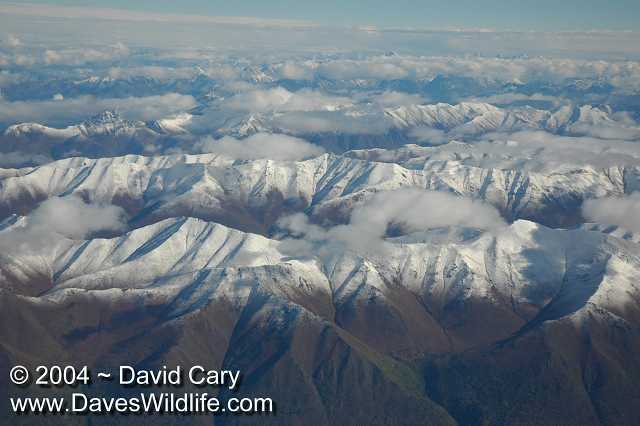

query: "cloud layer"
xmin=278 ymin=188 xmax=505 ymax=258
xmin=224 ymin=87 xmax=351 ymax=113
xmin=196 ymin=133 xmax=325 ymax=161
xmin=0 ymin=93 xmax=196 ymax=126
xmin=582 ymin=193 xmax=640 ymax=233
xmin=0 ymin=196 xmax=126 ymax=253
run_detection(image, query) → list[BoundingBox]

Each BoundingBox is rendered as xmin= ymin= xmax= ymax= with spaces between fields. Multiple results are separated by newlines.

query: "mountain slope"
xmin=1 ymin=216 xmax=640 ymax=425
xmin=1 ymin=152 xmax=638 ymax=232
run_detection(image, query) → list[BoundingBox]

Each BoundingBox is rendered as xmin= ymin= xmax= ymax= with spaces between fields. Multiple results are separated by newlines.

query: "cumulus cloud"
xmin=0 ymin=93 xmax=196 ymax=126
xmin=342 ymin=189 xmax=505 ymax=247
xmin=483 ymin=130 xmax=640 ymax=171
xmin=29 ymin=196 xmax=126 ymax=239
xmin=44 ymin=43 xmax=130 ymax=65
xmin=107 ymin=66 xmax=196 ymax=81
xmin=274 ymin=110 xmax=391 ymax=135
xmin=224 ymin=87 xmax=350 ymax=112
xmin=0 ymin=196 xmax=126 ymax=253
xmin=0 ymin=43 xmax=131 ymax=68
xmin=568 ymin=122 xmax=640 ymax=141
xmin=268 ymin=56 xmax=640 ymax=92
xmin=582 ymin=193 xmax=640 ymax=233
xmin=2 ymin=4 xmax=640 ymax=60
xmin=195 ymin=133 xmax=324 ymax=161
xmin=408 ymin=127 xmax=449 ymax=145
xmin=277 ymin=62 xmax=314 ymax=80
xmin=3 ymin=34 xmax=21 ymax=48
xmin=317 ymin=60 xmax=409 ymax=80
xmin=371 ymin=91 xmax=425 ymax=107
xmin=278 ymin=188 xmax=505 ymax=257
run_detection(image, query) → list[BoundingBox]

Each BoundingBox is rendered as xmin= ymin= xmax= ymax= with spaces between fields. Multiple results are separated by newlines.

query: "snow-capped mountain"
xmin=2 ymin=211 xmax=639 ymax=425
xmin=201 ymin=101 xmax=640 ymax=148
xmin=3 ymin=103 xmax=637 ymax=166
xmin=76 ymin=110 xmax=145 ymax=138
xmin=385 ymin=102 xmax=505 ymax=131
xmin=147 ymin=113 xmax=193 ymax=134
xmin=4 ymin=122 xmax=82 ymax=140
xmin=384 ymin=103 xmax=633 ymax=137
xmin=0 ymin=151 xmax=638 ymax=234
xmin=2 ymin=215 xmax=638 ymax=351
xmin=3 ymin=47 xmax=640 ymax=426
xmin=0 ymin=111 xmax=193 ymax=164
xmin=5 ymin=110 xmax=189 ymax=140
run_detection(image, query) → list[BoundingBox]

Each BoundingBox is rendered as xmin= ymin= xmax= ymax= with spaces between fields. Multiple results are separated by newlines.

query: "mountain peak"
xmin=80 ymin=110 xmax=140 ymax=137
xmin=84 ymin=110 xmax=125 ymax=125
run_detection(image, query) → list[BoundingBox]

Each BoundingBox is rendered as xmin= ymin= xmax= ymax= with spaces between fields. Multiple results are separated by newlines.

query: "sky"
xmin=1 ymin=0 xmax=639 ymax=31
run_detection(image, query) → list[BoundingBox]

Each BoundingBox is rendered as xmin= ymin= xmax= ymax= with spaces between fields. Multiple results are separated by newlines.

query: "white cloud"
xmin=274 ymin=110 xmax=391 ymax=135
xmin=350 ymin=188 xmax=505 ymax=232
xmin=195 ymin=133 xmax=324 ymax=161
xmin=225 ymin=87 xmax=291 ymax=112
xmin=43 ymin=43 xmax=130 ymax=65
xmin=483 ymin=130 xmax=640 ymax=171
xmin=317 ymin=60 xmax=409 ymax=80
xmin=107 ymin=66 xmax=195 ymax=81
xmin=2 ymin=4 xmax=640 ymax=59
xmin=0 ymin=196 xmax=126 ymax=253
xmin=0 ymin=93 xmax=196 ymax=126
xmin=408 ymin=127 xmax=449 ymax=145
xmin=568 ymin=122 xmax=640 ymax=141
xmin=277 ymin=62 xmax=314 ymax=80
xmin=371 ymin=91 xmax=425 ymax=107
xmin=582 ymin=193 xmax=640 ymax=233
xmin=278 ymin=188 xmax=505 ymax=257
xmin=29 ymin=196 xmax=126 ymax=239
xmin=268 ymin=56 xmax=640 ymax=92
xmin=4 ymin=34 xmax=21 ymax=48
xmin=0 ymin=44 xmax=131 ymax=68
xmin=202 ymin=64 xmax=239 ymax=80
xmin=224 ymin=87 xmax=350 ymax=112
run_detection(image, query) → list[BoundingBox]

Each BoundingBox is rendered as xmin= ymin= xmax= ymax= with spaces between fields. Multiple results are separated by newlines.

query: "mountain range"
xmin=2 ymin=47 xmax=640 ymax=425
xmin=2 ymin=102 xmax=638 ymax=167
xmin=2 ymin=211 xmax=640 ymax=425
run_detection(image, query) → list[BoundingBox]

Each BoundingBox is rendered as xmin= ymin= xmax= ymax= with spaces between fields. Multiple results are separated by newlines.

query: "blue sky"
xmin=3 ymin=0 xmax=640 ymax=31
